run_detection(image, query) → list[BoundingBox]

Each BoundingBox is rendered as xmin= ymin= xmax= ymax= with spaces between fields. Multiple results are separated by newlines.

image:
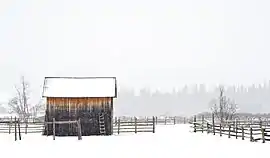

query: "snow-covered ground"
xmin=0 ymin=124 xmax=269 ymax=158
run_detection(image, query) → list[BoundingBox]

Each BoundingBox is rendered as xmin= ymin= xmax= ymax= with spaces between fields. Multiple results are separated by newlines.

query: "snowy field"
xmin=0 ymin=124 xmax=269 ymax=158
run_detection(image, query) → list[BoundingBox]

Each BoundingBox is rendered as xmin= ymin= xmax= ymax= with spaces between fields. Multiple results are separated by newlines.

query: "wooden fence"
xmin=191 ymin=115 xmax=270 ymax=143
xmin=44 ymin=118 xmax=82 ymax=140
xmin=0 ymin=117 xmax=82 ymax=141
xmin=0 ymin=115 xmax=188 ymax=141
xmin=0 ymin=121 xmax=44 ymax=134
xmin=113 ymin=117 xmax=155 ymax=134
xmin=0 ymin=116 xmax=160 ymax=140
xmin=114 ymin=116 xmax=189 ymax=125
xmin=155 ymin=116 xmax=189 ymax=125
xmin=0 ymin=117 xmax=44 ymax=141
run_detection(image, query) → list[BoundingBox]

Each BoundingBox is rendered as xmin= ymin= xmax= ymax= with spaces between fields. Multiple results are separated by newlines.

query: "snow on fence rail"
xmin=155 ymin=116 xmax=189 ymax=125
xmin=191 ymin=115 xmax=270 ymax=143
xmin=0 ymin=120 xmax=44 ymax=135
xmin=0 ymin=115 xmax=188 ymax=141
xmin=0 ymin=117 xmax=82 ymax=141
xmin=113 ymin=117 xmax=155 ymax=134
xmin=112 ymin=116 xmax=191 ymax=134
xmin=44 ymin=118 xmax=82 ymax=140
xmin=114 ymin=116 xmax=190 ymax=125
xmin=0 ymin=116 xmax=163 ymax=140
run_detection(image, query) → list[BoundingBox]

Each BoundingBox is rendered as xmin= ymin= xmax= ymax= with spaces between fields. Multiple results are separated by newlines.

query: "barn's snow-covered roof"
xmin=42 ymin=77 xmax=117 ymax=98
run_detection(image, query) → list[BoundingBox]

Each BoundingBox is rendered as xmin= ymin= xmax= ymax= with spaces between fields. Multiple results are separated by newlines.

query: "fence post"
xmin=202 ymin=115 xmax=204 ymax=133
xmin=25 ymin=120 xmax=28 ymax=134
xmin=9 ymin=116 xmax=12 ymax=134
xmin=201 ymin=123 xmax=204 ymax=133
xmin=77 ymin=118 xmax=82 ymax=140
xmin=184 ymin=117 xmax=186 ymax=124
xmin=207 ymin=122 xmax=209 ymax=134
xmin=14 ymin=117 xmax=17 ymax=141
xmin=117 ymin=118 xmax=120 ymax=134
xmin=202 ymin=115 xmax=204 ymax=123
xmin=153 ymin=116 xmax=155 ymax=133
xmin=193 ymin=115 xmax=197 ymax=133
xmin=250 ymin=127 xmax=253 ymax=142
xmin=155 ymin=116 xmax=158 ymax=124
xmin=46 ymin=121 xmax=49 ymax=136
xmin=219 ymin=124 xmax=222 ymax=136
xmin=262 ymin=128 xmax=265 ymax=143
xmin=44 ymin=114 xmax=48 ymax=136
xmin=241 ymin=126 xmax=244 ymax=140
xmin=114 ymin=117 xmax=117 ymax=126
xmin=53 ymin=118 xmax=55 ymax=140
xmin=228 ymin=125 xmax=231 ymax=138
xmin=174 ymin=116 xmax=176 ymax=125
xmin=18 ymin=119 xmax=21 ymax=140
xmin=212 ymin=113 xmax=215 ymax=135
xmin=235 ymin=120 xmax=238 ymax=139
xmin=165 ymin=117 xmax=167 ymax=125
xmin=134 ymin=117 xmax=137 ymax=134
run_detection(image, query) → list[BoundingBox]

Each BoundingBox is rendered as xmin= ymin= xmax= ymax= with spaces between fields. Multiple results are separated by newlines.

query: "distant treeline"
xmin=2 ymin=83 xmax=270 ymax=117
xmin=114 ymin=83 xmax=270 ymax=117
xmin=195 ymin=112 xmax=270 ymax=119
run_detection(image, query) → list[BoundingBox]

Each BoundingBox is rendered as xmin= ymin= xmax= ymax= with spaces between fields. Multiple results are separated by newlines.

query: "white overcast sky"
xmin=0 ymin=0 xmax=270 ymax=102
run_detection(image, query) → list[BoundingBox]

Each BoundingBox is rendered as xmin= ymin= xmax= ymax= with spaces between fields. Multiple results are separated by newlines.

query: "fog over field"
xmin=114 ymin=83 xmax=270 ymax=116
xmin=1 ymin=0 xmax=270 ymax=117
xmin=1 ymin=83 xmax=270 ymax=117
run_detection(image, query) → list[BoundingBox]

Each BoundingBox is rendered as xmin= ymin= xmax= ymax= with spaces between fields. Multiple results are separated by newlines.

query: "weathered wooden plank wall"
xmin=44 ymin=97 xmax=113 ymax=136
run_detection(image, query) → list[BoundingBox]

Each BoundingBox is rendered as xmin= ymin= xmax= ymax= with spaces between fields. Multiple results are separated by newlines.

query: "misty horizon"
xmin=1 ymin=0 xmax=270 ymax=117
xmin=1 ymin=80 xmax=270 ymax=117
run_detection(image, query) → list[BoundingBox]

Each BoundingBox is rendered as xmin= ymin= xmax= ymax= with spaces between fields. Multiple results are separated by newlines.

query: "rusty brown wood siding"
xmin=46 ymin=97 xmax=112 ymax=108
xmin=44 ymin=97 xmax=114 ymax=136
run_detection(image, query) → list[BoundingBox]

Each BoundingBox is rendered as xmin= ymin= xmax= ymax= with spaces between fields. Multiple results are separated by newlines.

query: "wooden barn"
xmin=42 ymin=77 xmax=117 ymax=136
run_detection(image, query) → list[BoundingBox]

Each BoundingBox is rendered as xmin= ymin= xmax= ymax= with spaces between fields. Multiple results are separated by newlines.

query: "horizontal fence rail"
xmin=113 ymin=117 xmax=155 ymax=134
xmin=114 ymin=116 xmax=190 ymax=125
xmin=0 ymin=115 xmax=189 ymax=141
xmin=0 ymin=117 xmax=82 ymax=141
xmin=191 ymin=114 xmax=270 ymax=143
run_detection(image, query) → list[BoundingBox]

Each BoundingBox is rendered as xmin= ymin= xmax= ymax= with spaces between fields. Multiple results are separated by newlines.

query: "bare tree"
xmin=30 ymin=99 xmax=45 ymax=118
xmin=8 ymin=76 xmax=43 ymax=121
xmin=210 ymin=86 xmax=238 ymax=124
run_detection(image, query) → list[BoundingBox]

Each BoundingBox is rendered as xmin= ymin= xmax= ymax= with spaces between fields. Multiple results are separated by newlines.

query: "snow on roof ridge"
xmin=42 ymin=77 xmax=117 ymax=98
xmin=44 ymin=76 xmax=116 ymax=79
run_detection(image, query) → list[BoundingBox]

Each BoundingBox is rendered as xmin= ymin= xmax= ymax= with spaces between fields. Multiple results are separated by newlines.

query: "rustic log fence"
xmin=44 ymin=118 xmax=82 ymax=140
xmin=0 ymin=116 xmax=44 ymax=123
xmin=191 ymin=115 xmax=270 ymax=143
xmin=0 ymin=117 xmax=82 ymax=141
xmin=0 ymin=116 xmax=162 ymax=140
xmin=0 ymin=117 xmax=45 ymax=134
xmin=113 ymin=116 xmax=156 ymax=134
xmin=155 ymin=116 xmax=188 ymax=125
xmin=0 ymin=115 xmax=187 ymax=140
xmin=114 ymin=116 xmax=189 ymax=125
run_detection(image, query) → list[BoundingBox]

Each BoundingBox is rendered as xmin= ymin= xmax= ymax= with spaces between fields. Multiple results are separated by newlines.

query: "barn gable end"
xmin=42 ymin=77 xmax=117 ymax=136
